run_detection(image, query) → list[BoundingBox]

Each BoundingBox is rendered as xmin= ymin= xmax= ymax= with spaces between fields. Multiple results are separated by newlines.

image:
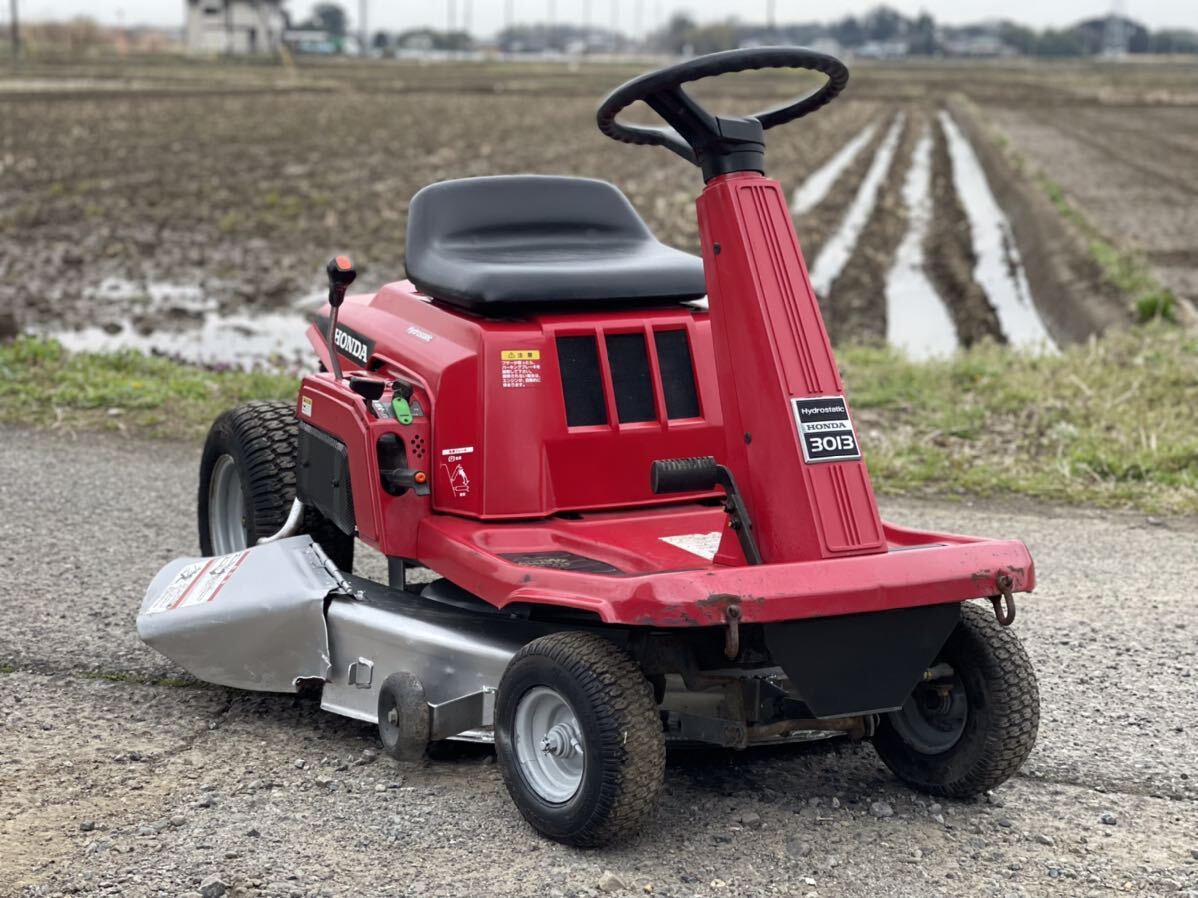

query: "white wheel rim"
xmin=513 ymin=686 xmax=585 ymax=804
xmin=208 ymin=454 xmax=248 ymax=554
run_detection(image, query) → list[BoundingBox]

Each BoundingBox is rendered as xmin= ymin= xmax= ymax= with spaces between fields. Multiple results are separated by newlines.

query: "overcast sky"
xmin=5 ymin=0 xmax=1196 ymax=33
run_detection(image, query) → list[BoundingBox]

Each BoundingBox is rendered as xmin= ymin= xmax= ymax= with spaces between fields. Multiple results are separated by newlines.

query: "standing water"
xmin=790 ymin=122 xmax=878 ymax=216
xmin=885 ymin=128 xmax=958 ymax=359
xmin=808 ymin=114 xmax=905 ymax=296
xmin=938 ymin=111 xmax=1055 ymax=352
xmin=44 ymin=278 xmax=318 ymax=371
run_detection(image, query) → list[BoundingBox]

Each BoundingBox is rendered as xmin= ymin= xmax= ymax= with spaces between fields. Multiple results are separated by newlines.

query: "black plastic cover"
xmin=405 ymin=176 xmax=706 ymax=314
xmin=765 ymin=603 xmax=961 ymax=718
xmin=296 ymin=421 xmax=355 ymax=535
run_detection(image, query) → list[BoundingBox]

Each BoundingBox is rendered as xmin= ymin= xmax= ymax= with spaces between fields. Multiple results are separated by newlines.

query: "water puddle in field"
xmin=938 ymin=110 xmax=1056 ymax=352
xmin=43 ymin=278 xmax=319 ymax=371
xmin=790 ymin=121 xmax=878 ymax=216
xmin=885 ymin=127 xmax=958 ymax=360
xmin=809 ymin=113 xmax=905 ymax=296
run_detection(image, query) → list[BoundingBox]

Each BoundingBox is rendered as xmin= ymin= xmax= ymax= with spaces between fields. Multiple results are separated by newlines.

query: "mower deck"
xmin=417 ymin=503 xmax=1034 ymax=627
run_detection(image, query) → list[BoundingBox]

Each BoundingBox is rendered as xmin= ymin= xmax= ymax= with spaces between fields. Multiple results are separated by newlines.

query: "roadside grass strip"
xmin=3 ymin=330 xmax=1194 ymax=515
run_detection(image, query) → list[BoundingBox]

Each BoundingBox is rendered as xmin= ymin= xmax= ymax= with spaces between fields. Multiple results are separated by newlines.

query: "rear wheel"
xmin=495 ymin=632 xmax=665 ymax=847
xmin=872 ymin=602 xmax=1039 ymax=797
xmin=197 ymin=400 xmax=354 ymax=570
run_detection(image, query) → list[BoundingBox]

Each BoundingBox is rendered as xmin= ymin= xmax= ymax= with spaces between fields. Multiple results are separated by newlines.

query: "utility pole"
xmin=505 ymin=0 xmax=514 ymax=32
xmin=359 ymin=0 xmax=367 ymax=55
xmin=9 ymin=0 xmax=20 ymax=61
xmin=766 ymin=0 xmax=775 ymax=35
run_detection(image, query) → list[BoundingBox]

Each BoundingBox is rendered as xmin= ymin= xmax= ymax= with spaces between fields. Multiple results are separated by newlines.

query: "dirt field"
xmin=2 ymin=427 xmax=1197 ymax=898
xmin=2 ymin=57 xmax=1195 ymax=364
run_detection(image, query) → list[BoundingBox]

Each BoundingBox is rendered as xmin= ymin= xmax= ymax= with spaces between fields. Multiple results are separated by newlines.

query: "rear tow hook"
xmin=990 ymin=574 xmax=1016 ymax=627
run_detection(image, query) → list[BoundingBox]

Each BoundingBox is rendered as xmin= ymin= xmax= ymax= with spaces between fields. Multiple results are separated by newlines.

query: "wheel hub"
xmin=513 ymin=686 xmax=585 ymax=804
xmin=540 ymin=723 xmax=583 ymax=759
xmin=888 ymin=667 xmax=968 ymax=755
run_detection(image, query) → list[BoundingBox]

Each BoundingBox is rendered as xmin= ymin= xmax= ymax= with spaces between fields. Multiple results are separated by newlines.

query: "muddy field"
xmin=0 ymin=57 xmax=1195 ymax=366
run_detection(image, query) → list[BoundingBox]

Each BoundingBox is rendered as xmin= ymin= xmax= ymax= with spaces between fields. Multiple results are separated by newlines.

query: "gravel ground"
xmin=1 ymin=426 xmax=1196 ymax=898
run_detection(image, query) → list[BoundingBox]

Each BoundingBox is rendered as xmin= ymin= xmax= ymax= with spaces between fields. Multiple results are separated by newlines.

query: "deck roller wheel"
xmin=872 ymin=602 xmax=1040 ymax=797
xmin=495 ymin=632 xmax=665 ymax=847
xmin=377 ymin=672 xmax=431 ymax=762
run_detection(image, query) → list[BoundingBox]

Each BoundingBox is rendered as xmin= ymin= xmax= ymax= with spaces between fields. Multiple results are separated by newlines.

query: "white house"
xmin=185 ymin=0 xmax=285 ymax=55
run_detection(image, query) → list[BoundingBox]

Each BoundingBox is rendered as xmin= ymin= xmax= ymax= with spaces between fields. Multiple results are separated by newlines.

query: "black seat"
xmin=404 ymin=176 xmax=706 ymax=314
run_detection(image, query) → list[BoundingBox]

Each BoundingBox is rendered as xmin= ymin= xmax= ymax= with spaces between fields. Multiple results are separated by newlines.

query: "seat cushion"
xmin=404 ymin=176 xmax=706 ymax=313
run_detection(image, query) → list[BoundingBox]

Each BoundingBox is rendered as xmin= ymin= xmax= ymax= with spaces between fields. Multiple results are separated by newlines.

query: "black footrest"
xmin=650 ymin=456 xmax=720 ymax=494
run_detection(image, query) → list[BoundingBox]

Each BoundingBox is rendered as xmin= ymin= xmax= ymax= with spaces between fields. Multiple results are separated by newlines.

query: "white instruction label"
xmin=146 ymin=550 xmax=249 ymax=614
xmin=659 ymin=531 xmax=723 ymax=561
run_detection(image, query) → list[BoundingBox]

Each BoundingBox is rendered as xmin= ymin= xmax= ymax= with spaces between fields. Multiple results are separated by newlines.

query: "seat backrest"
xmin=406 ymin=175 xmax=653 ymax=254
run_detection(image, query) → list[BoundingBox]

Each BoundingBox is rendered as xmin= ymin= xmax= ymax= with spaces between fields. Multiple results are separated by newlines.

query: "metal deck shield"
xmin=137 ymin=537 xmax=341 ymax=692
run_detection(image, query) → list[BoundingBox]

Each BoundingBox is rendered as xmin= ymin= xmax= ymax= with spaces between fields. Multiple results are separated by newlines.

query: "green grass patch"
xmin=0 ymin=336 xmax=297 ymax=440
xmin=77 ymin=669 xmax=204 ymax=689
xmin=840 ymin=324 xmax=1198 ymax=514
xmin=2 ymin=332 xmax=1196 ymax=515
xmin=1040 ymin=176 xmax=1178 ymax=323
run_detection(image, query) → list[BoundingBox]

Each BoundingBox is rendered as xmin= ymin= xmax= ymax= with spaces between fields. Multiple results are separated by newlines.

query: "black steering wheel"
xmin=597 ymin=47 xmax=849 ymax=181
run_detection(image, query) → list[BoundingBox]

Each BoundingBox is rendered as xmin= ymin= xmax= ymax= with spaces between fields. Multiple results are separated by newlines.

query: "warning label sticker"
xmin=146 ymin=550 xmax=249 ymax=615
xmin=659 ymin=531 xmax=723 ymax=561
xmin=501 ymin=350 xmax=542 ymax=389
xmin=791 ymin=395 xmax=862 ymax=464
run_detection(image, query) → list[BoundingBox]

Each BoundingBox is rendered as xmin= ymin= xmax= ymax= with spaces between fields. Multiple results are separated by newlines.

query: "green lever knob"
xmin=391 ymin=396 xmax=413 ymax=425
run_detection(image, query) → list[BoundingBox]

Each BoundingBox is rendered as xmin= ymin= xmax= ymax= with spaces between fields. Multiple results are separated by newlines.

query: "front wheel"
xmin=197 ymin=400 xmax=354 ymax=570
xmin=495 ymin=632 xmax=665 ymax=847
xmin=872 ymin=602 xmax=1040 ymax=797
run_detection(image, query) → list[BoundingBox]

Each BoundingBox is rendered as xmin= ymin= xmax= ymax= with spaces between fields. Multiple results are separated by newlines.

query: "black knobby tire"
xmin=495 ymin=632 xmax=665 ymax=847
xmin=197 ymin=400 xmax=354 ymax=570
xmin=872 ymin=602 xmax=1040 ymax=797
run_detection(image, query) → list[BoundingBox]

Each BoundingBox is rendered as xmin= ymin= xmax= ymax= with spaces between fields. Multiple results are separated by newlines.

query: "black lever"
xmin=650 ymin=456 xmax=763 ymax=565
xmin=324 ymin=255 xmax=356 ymax=380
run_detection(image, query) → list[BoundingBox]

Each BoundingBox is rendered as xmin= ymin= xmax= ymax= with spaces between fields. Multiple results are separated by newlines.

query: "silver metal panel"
xmin=430 ymin=689 xmax=496 ymax=740
xmin=320 ymin=578 xmax=550 ymax=725
xmin=137 ymin=536 xmax=342 ymax=692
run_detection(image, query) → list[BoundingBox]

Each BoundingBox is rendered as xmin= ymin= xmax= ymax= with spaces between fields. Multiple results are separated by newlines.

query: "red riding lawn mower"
xmin=139 ymin=49 xmax=1040 ymax=847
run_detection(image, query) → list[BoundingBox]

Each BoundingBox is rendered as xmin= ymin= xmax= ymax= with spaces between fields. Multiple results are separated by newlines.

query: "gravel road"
xmin=1 ymin=426 xmax=1196 ymax=898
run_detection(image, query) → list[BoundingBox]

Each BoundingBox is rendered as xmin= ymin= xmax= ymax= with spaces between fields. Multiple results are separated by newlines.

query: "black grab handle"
xmin=650 ymin=456 xmax=720 ymax=494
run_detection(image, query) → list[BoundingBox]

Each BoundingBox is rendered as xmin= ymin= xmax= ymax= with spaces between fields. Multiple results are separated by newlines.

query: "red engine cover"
xmin=307 ymin=283 xmax=726 ymax=528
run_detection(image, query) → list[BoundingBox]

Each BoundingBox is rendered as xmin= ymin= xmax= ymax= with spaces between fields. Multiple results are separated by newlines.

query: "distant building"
xmin=184 ymin=0 xmax=285 ymax=55
xmin=855 ymin=40 xmax=910 ymax=59
xmin=941 ymin=34 xmax=1016 ymax=57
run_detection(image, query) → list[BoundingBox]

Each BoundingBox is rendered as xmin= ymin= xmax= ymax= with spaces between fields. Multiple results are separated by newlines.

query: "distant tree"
xmin=863 ymin=6 xmax=904 ymax=42
xmin=1033 ymin=28 xmax=1085 ymax=57
xmin=831 ymin=16 xmax=864 ymax=48
xmin=660 ymin=13 xmax=697 ymax=54
xmin=908 ymin=12 xmax=937 ymax=55
xmin=372 ymin=30 xmax=390 ymax=50
xmin=1150 ymin=28 xmax=1198 ymax=53
xmin=307 ymin=3 xmax=348 ymax=38
xmin=996 ymin=21 xmax=1037 ymax=55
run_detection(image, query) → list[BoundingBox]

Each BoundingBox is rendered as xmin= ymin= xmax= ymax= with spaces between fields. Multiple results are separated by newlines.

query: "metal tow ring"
xmin=990 ymin=573 xmax=1017 ymax=627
